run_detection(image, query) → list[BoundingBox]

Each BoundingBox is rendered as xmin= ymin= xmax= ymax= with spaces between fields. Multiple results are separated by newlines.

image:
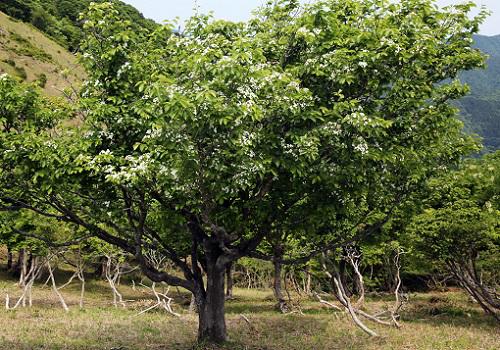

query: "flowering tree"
xmin=0 ymin=0 xmax=487 ymax=343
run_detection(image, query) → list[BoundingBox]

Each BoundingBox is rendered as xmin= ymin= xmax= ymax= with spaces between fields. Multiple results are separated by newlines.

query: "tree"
xmin=0 ymin=0 xmax=487 ymax=343
xmin=409 ymin=152 xmax=500 ymax=320
xmin=31 ymin=6 xmax=53 ymax=33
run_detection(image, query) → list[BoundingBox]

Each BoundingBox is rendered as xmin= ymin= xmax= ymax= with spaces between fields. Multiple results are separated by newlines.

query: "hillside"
xmin=0 ymin=11 xmax=84 ymax=96
xmin=458 ymin=35 xmax=500 ymax=151
xmin=0 ymin=0 xmax=157 ymax=50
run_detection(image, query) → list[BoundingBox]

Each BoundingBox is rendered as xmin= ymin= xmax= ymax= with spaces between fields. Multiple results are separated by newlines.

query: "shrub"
xmin=36 ymin=73 xmax=47 ymax=88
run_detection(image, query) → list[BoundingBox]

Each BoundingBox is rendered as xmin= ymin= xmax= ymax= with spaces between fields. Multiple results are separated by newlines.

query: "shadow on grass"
xmin=225 ymin=300 xmax=275 ymax=315
xmin=402 ymin=306 xmax=498 ymax=329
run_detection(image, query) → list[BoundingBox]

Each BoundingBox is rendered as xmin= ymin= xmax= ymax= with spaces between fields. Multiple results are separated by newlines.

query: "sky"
xmin=122 ymin=0 xmax=500 ymax=36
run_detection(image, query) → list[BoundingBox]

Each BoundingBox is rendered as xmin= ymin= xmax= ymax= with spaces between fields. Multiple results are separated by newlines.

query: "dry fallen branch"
xmin=136 ymin=282 xmax=180 ymax=317
xmin=314 ymin=292 xmax=342 ymax=311
xmin=319 ymin=248 xmax=409 ymax=337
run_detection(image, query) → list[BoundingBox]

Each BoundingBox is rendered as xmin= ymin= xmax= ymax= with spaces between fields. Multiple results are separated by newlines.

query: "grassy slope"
xmin=0 ymin=11 xmax=84 ymax=96
xmin=0 ymin=269 xmax=498 ymax=350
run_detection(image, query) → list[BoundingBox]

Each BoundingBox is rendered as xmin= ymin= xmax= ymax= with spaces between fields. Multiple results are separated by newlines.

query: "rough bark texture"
xmin=273 ymin=260 xmax=284 ymax=302
xmin=225 ymin=263 xmax=233 ymax=300
xmin=197 ymin=261 xmax=227 ymax=343
xmin=272 ymin=245 xmax=288 ymax=312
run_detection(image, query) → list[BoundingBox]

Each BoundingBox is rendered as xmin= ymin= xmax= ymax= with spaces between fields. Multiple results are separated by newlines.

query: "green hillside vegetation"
xmin=458 ymin=35 xmax=500 ymax=151
xmin=0 ymin=11 xmax=84 ymax=96
xmin=0 ymin=0 xmax=157 ymax=51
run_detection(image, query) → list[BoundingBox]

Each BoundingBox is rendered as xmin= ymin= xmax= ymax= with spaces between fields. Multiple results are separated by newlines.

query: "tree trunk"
xmin=10 ymin=249 xmax=24 ymax=277
xmin=6 ymin=247 xmax=13 ymax=271
xmin=189 ymin=294 xmax=199 ymax=313
xmin=273 ymin=260 xmax=284 ymax=302
xmin=27 ymin=252 xmax=33 ymax=276
xmin=353 ymin=271 xmax=363 ymax=296
xmin=272 ymin=245 xmax=287 ymax=312
xmin=197 ymin=261 xmax=227 ymax=343
xmin=339 ymin=258 xmax=352 ymax=296
xmin=19 ymin=248 xmax=27 ymax=286
xmin=94 ymin=257 xmax=107 ymax=279
xmin=225 ymin=263 xmax=233 ymax=300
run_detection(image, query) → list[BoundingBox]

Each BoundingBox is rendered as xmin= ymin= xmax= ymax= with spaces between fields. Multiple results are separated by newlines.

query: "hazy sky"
xmin=123 ymin=0 xmax=499 ymax=36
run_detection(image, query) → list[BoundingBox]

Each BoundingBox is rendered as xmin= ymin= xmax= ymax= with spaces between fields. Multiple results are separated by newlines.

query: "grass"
xmin=0 ymin=270 xmax=498 ymax=350
xmin=0 ymin=11 xmax=84 ymax=96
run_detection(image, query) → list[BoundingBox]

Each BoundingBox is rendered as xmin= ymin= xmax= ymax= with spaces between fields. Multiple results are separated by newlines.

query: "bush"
xmin=2 ymin=59 xmax=16 ymax=67
xmin=13 ymin=66 xmax=27 ymax=80
xmin=36 ymin=73 xmax=47 ymax=88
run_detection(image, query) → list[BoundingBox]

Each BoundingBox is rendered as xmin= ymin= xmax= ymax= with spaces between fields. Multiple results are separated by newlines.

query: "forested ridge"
xmin=459 ymin=34 xmax=500 ymax=151
xmin=0 ymin=1 xmax=498 ymax=349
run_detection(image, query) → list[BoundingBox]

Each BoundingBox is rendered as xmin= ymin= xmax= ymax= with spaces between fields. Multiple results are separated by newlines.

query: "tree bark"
xmin=94 ymin=257 xmax=107 ymax=279
xmin=197 ymin=260 xmax=227 ymax=343
xmin=225 ymin=262 xmax=233 ymax=300
xmin=10 ymin=249 xmax=24 ymax=277
xmin=339 ymin=258 xmax=352 ymax=296
xmin=6 ymin=247 xmax=13 ymax=271
xmin=272 ymin=245 xmax=287 ymax=312
xmin=273 ymin=260 xmax=284 ymax=301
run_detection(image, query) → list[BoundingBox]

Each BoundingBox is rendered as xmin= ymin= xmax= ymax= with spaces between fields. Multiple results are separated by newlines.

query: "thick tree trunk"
xmin=225 ymin=263 xmax=233 ymax=300
xmin=272 ymin=245 xmax=287 ymax=312
xmin=197 ymin=262 xmax=227 ymax=343
xmin=273 ymin=260 xmax=284 ymax=302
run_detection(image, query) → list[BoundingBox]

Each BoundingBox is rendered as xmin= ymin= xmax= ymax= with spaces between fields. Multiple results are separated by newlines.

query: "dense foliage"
xmin=409 ymin=152 xmax=500 ymax=319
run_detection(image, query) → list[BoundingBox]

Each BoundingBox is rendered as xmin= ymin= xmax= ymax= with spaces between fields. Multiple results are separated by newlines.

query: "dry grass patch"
xmin=0 ymin=11 xmax=84 ymax=96
xmin=0 ymin=272 xmax=498 ymax=350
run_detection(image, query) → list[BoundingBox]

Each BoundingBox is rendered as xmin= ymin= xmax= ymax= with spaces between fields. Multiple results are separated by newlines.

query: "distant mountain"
xmin=457 ymin=35 xmax=500 ymax=151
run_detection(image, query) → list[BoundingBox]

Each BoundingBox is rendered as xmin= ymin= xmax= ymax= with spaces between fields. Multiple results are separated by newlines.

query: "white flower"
xmin=358 ymin=61 xmax=368 ymax=69
xmin=99 ymin=149 xmax=112 ymax=156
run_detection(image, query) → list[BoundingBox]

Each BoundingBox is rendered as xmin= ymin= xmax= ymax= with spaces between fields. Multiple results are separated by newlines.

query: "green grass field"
xmin=0 ymin=270 xmax=498 ymax=350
